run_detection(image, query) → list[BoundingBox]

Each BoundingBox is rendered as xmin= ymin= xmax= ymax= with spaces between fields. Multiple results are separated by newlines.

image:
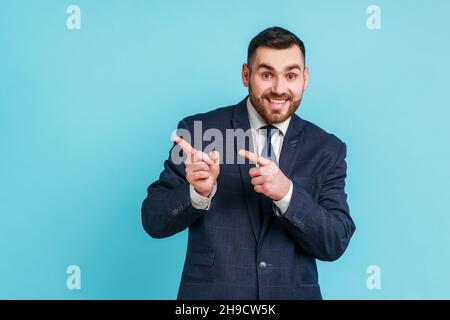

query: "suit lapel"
xmin=278 ymin=114 xmax=306 ymax=179
xmin=258 ymin=114 xmax=306 ymax=242
xmin=232 ymin=97 xmax=261 ymax=243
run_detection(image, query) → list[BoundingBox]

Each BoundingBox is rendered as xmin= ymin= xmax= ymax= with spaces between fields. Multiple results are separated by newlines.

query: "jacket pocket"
xmin=297 ymin=280 xmax=319 ymax=287
xmin=182 ymin=252 xmax=215 ymax=283
xmin=291 ymin=281 xmax=322 ymax=300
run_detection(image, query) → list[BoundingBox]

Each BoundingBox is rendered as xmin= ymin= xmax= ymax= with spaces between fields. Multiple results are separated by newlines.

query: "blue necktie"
xmin=257 ymin=124 xmax=278 ymax=238
xmin=260 ymin=124 xmax=278 ymax=164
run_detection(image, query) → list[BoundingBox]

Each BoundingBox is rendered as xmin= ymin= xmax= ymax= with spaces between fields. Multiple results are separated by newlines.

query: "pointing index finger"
xmin=238 ymin=149 xmax=270 ymax=166
xmin=172 ymin=134 xmax=195 ymax=155
xmin=173 ymin=134 xmax=215 ymax=165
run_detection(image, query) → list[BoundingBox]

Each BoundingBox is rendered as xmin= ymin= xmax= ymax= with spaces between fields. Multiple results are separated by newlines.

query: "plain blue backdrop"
xmin=1 ymin=0 xmax=449 ymax=299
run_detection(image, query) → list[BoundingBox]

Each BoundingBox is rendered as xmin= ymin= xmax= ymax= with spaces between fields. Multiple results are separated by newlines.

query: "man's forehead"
xmin=252 ymin=45 xmax=304 ymax=70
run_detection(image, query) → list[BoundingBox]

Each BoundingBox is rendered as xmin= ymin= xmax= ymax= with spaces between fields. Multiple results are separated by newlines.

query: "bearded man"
xmin=141 ymin=26 xmax=356 ymax=300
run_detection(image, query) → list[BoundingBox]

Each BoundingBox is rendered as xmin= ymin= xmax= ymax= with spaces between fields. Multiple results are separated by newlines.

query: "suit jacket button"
xmin=259 ymin=261 xmax=267 ymax=269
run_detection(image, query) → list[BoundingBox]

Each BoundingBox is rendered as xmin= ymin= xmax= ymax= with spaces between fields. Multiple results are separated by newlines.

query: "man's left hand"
xmin=239 ymin=149 xmax=291 ymax=201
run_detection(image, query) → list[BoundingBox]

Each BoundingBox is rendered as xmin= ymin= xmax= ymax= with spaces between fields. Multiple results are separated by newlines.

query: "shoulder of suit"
xmin=300 ymin=118 xmax=346 ymax=149
xmin=179 ymin=103 xmax=236 ymax=127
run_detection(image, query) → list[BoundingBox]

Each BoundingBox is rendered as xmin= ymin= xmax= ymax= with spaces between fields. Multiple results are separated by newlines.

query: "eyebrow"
xmin=256 ymin=63 xmax=303 ymax=72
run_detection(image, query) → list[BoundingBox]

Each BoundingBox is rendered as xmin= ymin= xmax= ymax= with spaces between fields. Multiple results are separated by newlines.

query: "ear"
xmin=303 ymin=66 xmax=309 ymax=91
xmin=242 ymin=63 xmax=250 ymax=87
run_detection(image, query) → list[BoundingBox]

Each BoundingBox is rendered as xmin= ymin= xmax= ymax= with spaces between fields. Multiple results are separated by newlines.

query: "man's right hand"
xmin=173 ymin=134 xmax=220 ymax=197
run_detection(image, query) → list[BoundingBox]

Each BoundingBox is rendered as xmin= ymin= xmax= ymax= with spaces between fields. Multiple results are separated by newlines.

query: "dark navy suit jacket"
xmin=141 ymin=97 xmax=355 ymax=300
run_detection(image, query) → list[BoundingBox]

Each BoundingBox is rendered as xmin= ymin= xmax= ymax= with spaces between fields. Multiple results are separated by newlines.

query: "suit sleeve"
xmin=141 ymin=120 xmax=209 ymax=238
xmin=278 ymin=142 xmax=356 ymax=261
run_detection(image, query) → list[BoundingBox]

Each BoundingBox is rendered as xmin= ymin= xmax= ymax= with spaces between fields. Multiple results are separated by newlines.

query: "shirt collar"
xmin=246 ymin=96 xmax=291 ymax=136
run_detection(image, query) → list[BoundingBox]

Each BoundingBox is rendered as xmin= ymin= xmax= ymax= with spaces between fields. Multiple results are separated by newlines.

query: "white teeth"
xmin=269 ymin=99 xmax=286 ymax=104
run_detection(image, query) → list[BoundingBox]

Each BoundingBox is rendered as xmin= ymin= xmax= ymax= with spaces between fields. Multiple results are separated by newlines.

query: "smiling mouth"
xmin=266 ymin=98 xmax=289 ymax=107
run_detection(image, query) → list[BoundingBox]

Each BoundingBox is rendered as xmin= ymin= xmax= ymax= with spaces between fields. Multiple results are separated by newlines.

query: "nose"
xmin=272 ymin=77 xmax=287 ymax=96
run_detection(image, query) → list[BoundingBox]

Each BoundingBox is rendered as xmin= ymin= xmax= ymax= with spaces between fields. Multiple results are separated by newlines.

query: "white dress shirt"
xmin=190 ymin=97 xmax=293 ymax=214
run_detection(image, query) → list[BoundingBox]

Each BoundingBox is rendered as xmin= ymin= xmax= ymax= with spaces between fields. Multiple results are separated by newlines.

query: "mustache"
xmin=264 ymin=94 xmax=292 ymax=100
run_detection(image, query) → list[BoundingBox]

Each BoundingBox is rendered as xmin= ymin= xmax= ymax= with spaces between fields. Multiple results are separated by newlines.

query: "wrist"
xmin=274 ymin=178 xmax=292 ymax=201
xmin=198 ymin=190 xmax=212 ymax=198
xmin=194 ymin=186 xmax=214 ymax=198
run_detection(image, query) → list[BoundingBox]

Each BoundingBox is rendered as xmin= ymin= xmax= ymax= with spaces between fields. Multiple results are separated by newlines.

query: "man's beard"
xmin=248 ymin=88 xmax=302 ymax=124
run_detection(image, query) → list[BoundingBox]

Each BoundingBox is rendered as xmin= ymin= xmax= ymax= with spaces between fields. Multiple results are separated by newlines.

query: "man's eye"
xmin=262 ymin=73 xmax=272 ymax=79
xmin=287 ymin=74 xmax=297 ymax=80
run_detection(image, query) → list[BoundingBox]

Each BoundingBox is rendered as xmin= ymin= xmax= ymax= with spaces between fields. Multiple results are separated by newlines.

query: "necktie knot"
xmin=259 ymin=125 xmax=278 ymax=163
xmin=260 ymin=124 xmax=277 ymax=140
xmin=260 ymin=124 xmax=277 ymax=132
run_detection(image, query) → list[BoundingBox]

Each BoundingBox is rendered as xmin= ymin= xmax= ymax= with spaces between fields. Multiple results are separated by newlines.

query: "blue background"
xmin=1 ymin=0 xmax=449 ymax=299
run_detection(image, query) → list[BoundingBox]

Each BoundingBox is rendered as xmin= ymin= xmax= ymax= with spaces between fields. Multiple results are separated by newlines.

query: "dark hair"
xmin=247 ymin=26 xmax=305 ymax=65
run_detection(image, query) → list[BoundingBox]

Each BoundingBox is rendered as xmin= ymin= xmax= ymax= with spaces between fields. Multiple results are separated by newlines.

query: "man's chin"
xmin=264 ymin=112 xmax=289 ymax=124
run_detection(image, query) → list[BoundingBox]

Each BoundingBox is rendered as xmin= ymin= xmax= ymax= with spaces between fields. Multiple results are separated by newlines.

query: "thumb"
xmin=209 ymin=151 xmax=220 ymax=165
